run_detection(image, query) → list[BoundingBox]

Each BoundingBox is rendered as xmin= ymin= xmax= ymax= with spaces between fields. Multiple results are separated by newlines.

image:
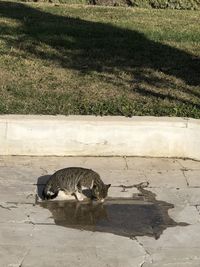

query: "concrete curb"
xmin=0 ymin=115 xmax=199 ymax=160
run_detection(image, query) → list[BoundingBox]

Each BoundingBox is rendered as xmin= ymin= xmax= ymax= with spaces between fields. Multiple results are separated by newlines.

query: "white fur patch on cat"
xmin=54 ymin=191 xmax=75 ymax=201
xmin=47 ymin=191 xmax=55 ymax=196
xmin=75 ymin=191 xmax=85 ymax=201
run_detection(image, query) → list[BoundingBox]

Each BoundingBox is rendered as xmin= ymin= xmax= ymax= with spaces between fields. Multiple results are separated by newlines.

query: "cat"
xmin=42 ymin=167 xmax=111 ymax=202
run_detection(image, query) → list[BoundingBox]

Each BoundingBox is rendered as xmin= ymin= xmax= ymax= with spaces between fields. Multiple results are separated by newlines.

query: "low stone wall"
xmin=0 ymin=115 xmax=199 ymax=160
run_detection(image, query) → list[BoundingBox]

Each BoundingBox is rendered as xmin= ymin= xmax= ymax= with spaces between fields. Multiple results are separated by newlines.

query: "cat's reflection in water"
xmin=39 ymin=198 xmax=187 ymax=239
xmin=41 ymin=200 xmax=107 ymax=228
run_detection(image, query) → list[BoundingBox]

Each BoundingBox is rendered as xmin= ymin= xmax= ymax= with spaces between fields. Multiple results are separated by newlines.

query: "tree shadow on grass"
xmin=0 ymin=1 xmax=199 ymax=109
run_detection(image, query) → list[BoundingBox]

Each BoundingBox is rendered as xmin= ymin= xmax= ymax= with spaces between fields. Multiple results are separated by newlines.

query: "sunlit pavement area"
xmin=0 ymin=156 xmax=200 ymax=267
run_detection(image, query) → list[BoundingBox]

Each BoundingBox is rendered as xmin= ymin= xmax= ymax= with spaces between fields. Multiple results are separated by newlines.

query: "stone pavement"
xmin=0 ymin=156 xmax=200 ymax=267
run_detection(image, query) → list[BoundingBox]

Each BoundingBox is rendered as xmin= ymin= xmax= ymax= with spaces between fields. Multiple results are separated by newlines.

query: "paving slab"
xmin=0 ymin=245 xmax=30 ymax=267
xmin=23 ymin=226 xmax=145 ymax=267
xmin=100 ymin=169 xmax=147 ymax=186
xmin=126 ymin=157 xmax=181 ymax=170
xmin=177 ymin=158 xmax=200 ymax=170
xmin=142 ymin=248 xmax=200 ymax=267
xmin=143 ymin=187 xmax=184 ymax=206
xmin=168 ymin=204 xmax=200 ymax=224
xmin=145 ymin=170 xmax=187 ymax=188
xmin=0 ymin=156 xmax=200 ymax=267
xmin=0 ymin=203 xmax=31 ymax=224
xmin=21 ymin=242 xmax=145 ymax=267
xmin=0 ymin=203 xmax=53 ymax=225
xmin=0 ymin=155 xmax=127 ymax=172
xmin=183 ymin=169 xmax=200 ymax=187
xmin=0 ymin=223 xmax=34 ymax=246
xmin=147 ymin=187 xmax=200 ymax=206
xmin=174 ymin=188 xmax=200 ymax=205
xmin=137 ymin=224 xmax=200 ymax=250
xmin=0 ymin=184 xmax=36 ymax=203
xmin=137 ymin=225 xmax=200 ymax=266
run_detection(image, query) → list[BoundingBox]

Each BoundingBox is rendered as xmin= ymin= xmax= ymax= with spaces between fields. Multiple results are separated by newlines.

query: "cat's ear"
xmin=93 ymin=184 xmax=97 ymax=189
xmin=107 ymin=184 xmax=111 ymax=188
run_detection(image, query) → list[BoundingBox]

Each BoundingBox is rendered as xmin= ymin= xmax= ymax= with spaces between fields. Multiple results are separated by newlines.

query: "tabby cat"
xmin=42 ymin=167 xmax=111 ymax=202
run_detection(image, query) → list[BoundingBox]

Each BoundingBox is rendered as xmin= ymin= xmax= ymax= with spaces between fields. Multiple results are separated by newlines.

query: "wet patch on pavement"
xmin=38 ymin=183 xmax=188 ymax=239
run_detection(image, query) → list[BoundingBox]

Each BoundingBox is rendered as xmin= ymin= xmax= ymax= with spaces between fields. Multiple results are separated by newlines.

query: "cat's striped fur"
xmin=42 ymin=167 xmax=111 ymax=201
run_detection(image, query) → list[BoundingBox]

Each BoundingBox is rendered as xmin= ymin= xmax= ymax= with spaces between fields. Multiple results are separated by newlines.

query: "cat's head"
xmin=91 ymin=184 xmax=111 ymax=202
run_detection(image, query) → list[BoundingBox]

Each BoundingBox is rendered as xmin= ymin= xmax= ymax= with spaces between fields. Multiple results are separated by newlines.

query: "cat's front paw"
xmin=75 ymin=192 xmax=85 ymax=201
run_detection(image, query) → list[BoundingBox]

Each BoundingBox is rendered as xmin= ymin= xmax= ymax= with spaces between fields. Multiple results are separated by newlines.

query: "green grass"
xmin=8 ymin=0 xmax=200 ymax=10
xmin=0 ymin=1 xmax=200 ymax=117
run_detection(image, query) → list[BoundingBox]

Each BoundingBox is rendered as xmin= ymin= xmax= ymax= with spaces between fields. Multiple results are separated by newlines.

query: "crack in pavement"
xmin=195 ymin=205 xmax=200 ymax=217
xmin=133 ymin=237 xmax=152 ymax=266
xmin=177 ymin=158 xmax=197 ymax=172
xmin=176 ymin=159 xmax=186 ymax=169
xmin=123 ymin=156 xmax=128 ymax=170
xmin=112 ymin=182 xmax=149 ymax=189
xmin=25 ymin=221 xmax=55 ymax=226
xmin=6 ymin=202 xmax=36 ymax=205
xmin=0 ymin=204 xmax=17 ymax=210
xmin=18 ymin=224 xmax=35 ymax=267
xmin=181 ymin=169 xmax=190 ymax=187
xmin=19 ymin=248 xmax=31 ymax=267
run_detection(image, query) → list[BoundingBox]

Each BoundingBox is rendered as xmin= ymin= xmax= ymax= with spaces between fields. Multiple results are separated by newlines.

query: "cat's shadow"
xmin=37 ymin=175 xmax=51 ymax=200
xmin=36 ymin=175 xmax=92 ymax=200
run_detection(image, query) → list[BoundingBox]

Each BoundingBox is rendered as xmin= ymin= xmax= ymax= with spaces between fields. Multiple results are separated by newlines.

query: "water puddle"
xmin=37 ymin=182 xmax=188 ymax=239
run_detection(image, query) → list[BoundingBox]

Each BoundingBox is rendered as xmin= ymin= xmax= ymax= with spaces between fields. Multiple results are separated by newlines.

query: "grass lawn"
xmin=0 ymin=1 xmax=199 ymax=117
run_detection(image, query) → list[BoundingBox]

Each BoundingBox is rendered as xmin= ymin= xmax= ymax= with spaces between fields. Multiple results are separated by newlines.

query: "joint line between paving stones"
xmin=195 ymin=205 xmax=200 ymax=217
xmin=0 ymin=204 xmax=12 ymax=210
xmin=18 ymin=224 xmax=35 ymax=267
xmin=134 ymin=237 xmax=152 ymax=266
xmin=176 ymin=159 xmax=185 ymax=169
xmin=0 ymin=203 xmax=17 ymax=210
xmin=181 ymin=169 xmax=189 ymax=187
xmin=19 ymin=248 xmax=31 ymax=267
xmin=123 ymin=156 xmax=128 ymax=170
xmin=134 ymin=237 xmax=151 ymax=257
xmin=25 ymin=221 xmax=56 ymax=226
xmin=176 ymin=159 xmax=193 ymax=171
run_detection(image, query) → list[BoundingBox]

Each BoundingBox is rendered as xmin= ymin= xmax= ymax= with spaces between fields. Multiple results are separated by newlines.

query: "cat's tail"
xmin=42 ymin=185 xmax=59 ymax=200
